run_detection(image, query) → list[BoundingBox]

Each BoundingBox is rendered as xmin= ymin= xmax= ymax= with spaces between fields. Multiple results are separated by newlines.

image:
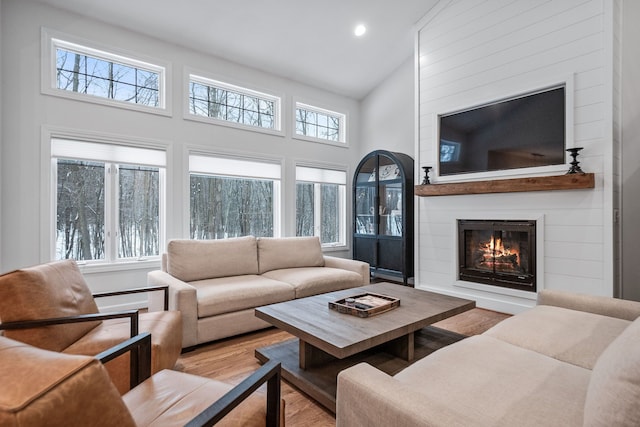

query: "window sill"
xmin=292 ymin=134 xmax=348 ymax=148
xmin=76 ymin=258 xmax=161 ymax=275
xmin=322 ymin=244 xmax=348 ymax=253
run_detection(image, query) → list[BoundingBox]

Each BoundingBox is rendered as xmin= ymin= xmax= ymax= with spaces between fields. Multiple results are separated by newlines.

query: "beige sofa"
xmin=148 ymin=236 xmax=369 ymax=349
xmin=337 ymin=289 xmax=640 ymax=427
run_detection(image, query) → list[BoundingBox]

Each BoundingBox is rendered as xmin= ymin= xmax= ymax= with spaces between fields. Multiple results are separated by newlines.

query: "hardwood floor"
xmin=175 ymin=307 xmax=510 ymax=427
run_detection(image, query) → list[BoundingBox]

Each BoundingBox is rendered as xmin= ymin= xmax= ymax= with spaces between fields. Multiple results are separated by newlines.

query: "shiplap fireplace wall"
xmin=414 ymin=0 xmax=620 ymax=314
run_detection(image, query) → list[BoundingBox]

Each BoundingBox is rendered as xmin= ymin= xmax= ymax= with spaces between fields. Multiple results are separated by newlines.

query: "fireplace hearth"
xmin=458 ymin=220 xmax=536 ymax=292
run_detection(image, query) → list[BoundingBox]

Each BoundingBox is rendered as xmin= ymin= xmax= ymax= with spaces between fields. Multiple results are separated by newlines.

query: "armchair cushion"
xmin=63 ymin=310 xmax=182 ymax=394
xmin=0 ymin=260 xmax=100 ymax=352
xmin=257 ymin=236 xmax=324 ymax=274
xmin=0 ymin=337 xmax=136 ymax=427
xmin=167 ymin=236 xmax=259 ymax=282
xmin=124 ymin=369 xmax=268 ymax=427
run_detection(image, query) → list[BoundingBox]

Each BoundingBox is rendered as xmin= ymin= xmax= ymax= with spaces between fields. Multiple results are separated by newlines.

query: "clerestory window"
xmin=51 ymin=138 xmax=166 ymax=263
xmin=188 ymin=74 xmax=281 ymax=133
xmin=295 ymin=102 xmax=346 ymax=144
xmin=295 ymin=166 xmax=347 ymax=247
xmin=44 ymin=31 xmax=168 ymax=113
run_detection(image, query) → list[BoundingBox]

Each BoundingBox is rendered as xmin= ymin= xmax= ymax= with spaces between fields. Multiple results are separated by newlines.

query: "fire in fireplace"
xmin=458 ymin=220 xmax=536 ymax=292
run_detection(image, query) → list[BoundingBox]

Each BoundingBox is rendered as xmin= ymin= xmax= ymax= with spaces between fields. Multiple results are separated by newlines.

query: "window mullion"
xmin=104 ymin=163 xmax=117 ymax=262
xmin=314 ymin=183 xmax=322 ymax=238
xmin=339 ymin=184 xmax=347 ymax=246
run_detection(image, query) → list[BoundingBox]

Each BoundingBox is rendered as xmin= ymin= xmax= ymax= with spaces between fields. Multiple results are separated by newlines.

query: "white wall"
xmin=360 ymin=57 xmax=415 ymax=160
xmin=621 ymin=0 xmax=640 ymax=301
xmin=0 ymin=0 xmax=362 ymax=307
xmin=0 ymin=0 xmax=3 ymax=270
xmin=415 ymin=0 xmax=619 ymax=313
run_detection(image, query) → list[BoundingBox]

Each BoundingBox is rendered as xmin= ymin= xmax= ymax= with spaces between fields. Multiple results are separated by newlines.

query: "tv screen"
xmin=438 ymin=86 xmax=565 ymax=176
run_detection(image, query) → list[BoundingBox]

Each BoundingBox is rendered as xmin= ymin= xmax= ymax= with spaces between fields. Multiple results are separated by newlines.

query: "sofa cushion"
xmin=584 ymin=317 xmax=640 ymax=427
xmin=394 ymin=335 xmax=591 ymax=427
xmin=263 ymin=267 xmax=362 ymax=298
xmin=167 ymin=236 xmax=259 ymax=282
xmin=257 ymin=236 xmax=324 ymax=274
xmin=0 ymin=259 xmax=101 ymax=352
xmin=190 ymin=275 xmax=295 ymax=318
xmin=483 ymin=305 xmax=630 ymax=369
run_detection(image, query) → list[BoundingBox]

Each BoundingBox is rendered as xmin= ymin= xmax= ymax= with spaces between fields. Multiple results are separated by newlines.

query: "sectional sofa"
xmin=148 ymin=236 xmax=369 ymax=349
xmin=337 ymin=289 xmax=640 ymax=427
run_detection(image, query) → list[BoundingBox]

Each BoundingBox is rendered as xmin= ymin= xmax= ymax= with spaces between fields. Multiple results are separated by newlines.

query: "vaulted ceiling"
xmin=37 ymin=0 xmax=438 ymax=99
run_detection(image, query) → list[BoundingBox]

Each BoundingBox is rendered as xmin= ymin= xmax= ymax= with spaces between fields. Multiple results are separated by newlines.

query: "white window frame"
xmin=41 ymin=28 xmax=171 ymax=116
xmin=42 ymin=128 xmax=168 ymax=271
xmin=185 ymin=70 xmax=284 ymax=136
xmin=188 ymin=152 xmax=282 ymax=238
xmin=293 ymin=100 xmax=348 ymax=146
xmin=295 ymin=164 xmax=347 ymax=249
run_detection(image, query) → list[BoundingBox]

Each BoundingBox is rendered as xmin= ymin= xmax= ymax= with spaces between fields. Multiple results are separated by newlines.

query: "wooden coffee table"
xmin=254 ymin=282 xmax=475 ymax=413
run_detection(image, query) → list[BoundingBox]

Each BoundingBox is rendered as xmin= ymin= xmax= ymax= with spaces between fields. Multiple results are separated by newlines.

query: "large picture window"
xmin=189 ymin=154 xmax=281 ymax=239
xmin=52 ymin=139 xmax=165 ymax=263
xmin=296 ymin=166 xmax=346 ymax=247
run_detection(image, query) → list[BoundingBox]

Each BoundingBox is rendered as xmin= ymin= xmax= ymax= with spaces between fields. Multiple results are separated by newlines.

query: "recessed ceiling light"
xmin=354 ymin=24 xmax=367 ymax=37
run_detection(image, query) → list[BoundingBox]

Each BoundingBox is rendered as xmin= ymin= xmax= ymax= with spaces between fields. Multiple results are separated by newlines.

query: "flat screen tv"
xmin=438 ymin=86 xmax=566 ymax=176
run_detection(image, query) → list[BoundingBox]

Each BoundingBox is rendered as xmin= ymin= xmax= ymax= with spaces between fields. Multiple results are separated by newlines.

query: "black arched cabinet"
xmin=353 ymin=150 xmax=414 ymax=285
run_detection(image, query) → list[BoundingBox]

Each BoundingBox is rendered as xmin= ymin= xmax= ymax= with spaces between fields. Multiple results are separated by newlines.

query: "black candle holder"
xmin=421 ymin=166 xmax=432 ymax=185
xmin=566 ymin=147 xmax=584 ymax=174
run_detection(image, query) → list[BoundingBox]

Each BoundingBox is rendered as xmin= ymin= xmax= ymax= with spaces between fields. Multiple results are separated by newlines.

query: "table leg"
xmin=299 ymin=340 xmax=337 ymax=369
xmin=383 ymin=332 xmax=415 ymax=361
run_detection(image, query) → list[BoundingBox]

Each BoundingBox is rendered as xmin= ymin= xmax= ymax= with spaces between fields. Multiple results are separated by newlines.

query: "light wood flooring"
xmin=175 ymin=306 xmax=510 ymax=427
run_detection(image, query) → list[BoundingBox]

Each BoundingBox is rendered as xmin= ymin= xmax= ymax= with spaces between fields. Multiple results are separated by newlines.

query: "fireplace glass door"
xmin=458 ymin=220 xmax=536 ymax=292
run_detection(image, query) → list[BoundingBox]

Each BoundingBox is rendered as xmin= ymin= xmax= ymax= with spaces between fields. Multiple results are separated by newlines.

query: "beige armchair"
xmin=0 ymin=259 xmax=182 ymax=394
xmin=0 ymin=333 xmax=283 ymax=426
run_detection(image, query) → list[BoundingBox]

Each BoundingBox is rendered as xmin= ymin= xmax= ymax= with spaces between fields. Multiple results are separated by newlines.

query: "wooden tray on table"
xmin=329 ymin=292 xmax=400 ymax=318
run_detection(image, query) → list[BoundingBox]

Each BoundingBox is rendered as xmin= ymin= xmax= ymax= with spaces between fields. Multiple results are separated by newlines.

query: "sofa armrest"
xmin=537 ymin=289 xmax=640 ymax=321
xmin=337 ymin=363 xmax=481 ymax=427
xmin=147 ymin=270 xmax=198 ymax=348
xmin=323 ymin=256 xmax=370 ymax=284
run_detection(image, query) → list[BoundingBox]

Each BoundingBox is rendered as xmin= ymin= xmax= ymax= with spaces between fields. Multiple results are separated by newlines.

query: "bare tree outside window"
xmin=295 ymin=105 xmax=344 ymax=143
xmin=56 ymin=159 xmax=105 ymax=260
xmin=56 ymin=159 xmax=161 ymax=262
xmin=190 ymin=175 xmax=274 ymax=239
xmin=56 ymin=48 xmax=159 ymax=107
xmin=296 ymin=183 xmax=314 ymax=237
xmin=118 ymin=165 xmax=160 ymax=258
xmin=188 ymin=80 xmax=275 ymax=130
xmin=296 ymin=181 xmax=343 ymax=245
xmin=321 ymin=184 xmax=340 ymax=243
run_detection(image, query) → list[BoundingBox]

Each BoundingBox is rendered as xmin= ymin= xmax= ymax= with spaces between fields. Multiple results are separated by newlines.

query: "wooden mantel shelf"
xmin=414 ymin=173 xmax=595 ymax=197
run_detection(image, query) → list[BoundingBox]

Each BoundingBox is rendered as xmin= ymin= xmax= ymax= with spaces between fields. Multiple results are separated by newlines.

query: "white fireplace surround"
xmin=416 ymin=0 xmax=617 ymax=315
xmin=453 ymin=213 xmax=545 ymax=302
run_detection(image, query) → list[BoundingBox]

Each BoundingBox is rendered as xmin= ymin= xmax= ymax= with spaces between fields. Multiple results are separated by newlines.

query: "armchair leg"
xmin=266 ymin=366 xmax=281 ymax=427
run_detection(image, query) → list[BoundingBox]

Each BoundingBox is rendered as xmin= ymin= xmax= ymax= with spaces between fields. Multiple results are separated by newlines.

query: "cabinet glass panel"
xmin=380 ymin=182 xmax=403 ymax=236
xmin=356 ymin=157 xmax=377 ymax=183
xmin=378 ymin=155 xmax=401 ymax=181
xmin=355 ymin=185 xmax=376 ymax=235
